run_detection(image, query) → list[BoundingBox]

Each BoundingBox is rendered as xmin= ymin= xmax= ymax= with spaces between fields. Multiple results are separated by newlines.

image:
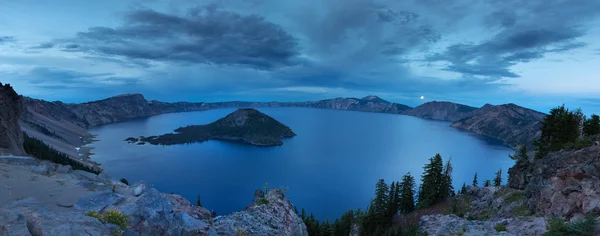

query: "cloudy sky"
xmin=1 ymin=0 xmax=599 ymax=114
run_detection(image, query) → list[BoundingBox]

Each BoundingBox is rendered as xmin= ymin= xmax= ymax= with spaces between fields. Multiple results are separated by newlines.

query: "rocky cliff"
xmin=450 ymin=104 xmax=546 ymax=148
xmin=0 ymin=156 xmax=307 ymax=235
xmin=402 ymin=101 xmax=478 ymax=121
xmin=0 ymin=83 xmax=25 ymax=156
xmin=509 ymin=145 xmax=600 ymax=219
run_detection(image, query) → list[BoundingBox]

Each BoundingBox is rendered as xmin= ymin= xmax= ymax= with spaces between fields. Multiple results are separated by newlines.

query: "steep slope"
xmin=450 ymin=104 xmax=546 ymax=148
xmin=135 ymin=108 xmax=296 ymax=146
xmin=402 ymin=101 xmax=478 ymax=121
xmin=0 ymin=83 xmax=25 ymax=155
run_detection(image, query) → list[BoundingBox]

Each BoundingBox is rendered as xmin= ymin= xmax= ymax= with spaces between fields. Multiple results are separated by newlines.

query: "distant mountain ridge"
xmin=402 ymin=101 xmax=478 ymax=122
xmin=450 ymin=103 xmax=546 ymax=148
xmin=18 ymin=92 xmax=546 ymax=162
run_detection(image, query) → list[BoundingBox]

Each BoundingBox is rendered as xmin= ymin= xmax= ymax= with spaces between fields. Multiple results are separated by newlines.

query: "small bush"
xmin=119 ymin=178 xmax=129 ymax=185
xmin=256 ymin=197 xmax=269 ymax=205
xmin=104 ymin=209 xmax=131 ymax=230
xmin=504 ymin=192 xmax=525 ymax=204
xmin=495 ymin=223 xmax=507 ymax=232
xmin=85 ymin=209 xmax=131 ymax=230
xmin=235 ymin=228 xmax=248 ymax=236
xmin=85 ymin=210 xmax=103 ymax=221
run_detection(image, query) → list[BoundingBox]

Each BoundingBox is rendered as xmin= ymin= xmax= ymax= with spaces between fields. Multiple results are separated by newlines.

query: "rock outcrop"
xmin=419 ymin=214 xmax=547 ymax=236
xmin=450 ymin=104 xmax=546 ymax=148
xmin=214 ymin=189 xmax=308 ymax=236
xmin=0 ymin=157 xmax=308 ymax=235
xmin=0 ymin=83 xmax=25 ymax=156
xmin=510 ymin=145 xmax=600 ymax=219
xmin=402 ymin=101 xmax=478 ymax=121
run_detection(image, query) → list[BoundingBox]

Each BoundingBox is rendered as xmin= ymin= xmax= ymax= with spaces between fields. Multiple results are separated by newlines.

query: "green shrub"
xmin=85 ymin=209 xmax=131 ymax=230
xmin=104 ymin=209 xmax=131 ymax=230
xmin=495 ymin=223 xmax=507 ymax=232
xmin=544 ymin=214 xmax=597 ymax=236
xmin=504 ymin=192 xmax=525 ymax=204
xmin=256 ymin=197 xmax=269 ymax=205
xmin=85 ymin=211 xmax=103 ymax=221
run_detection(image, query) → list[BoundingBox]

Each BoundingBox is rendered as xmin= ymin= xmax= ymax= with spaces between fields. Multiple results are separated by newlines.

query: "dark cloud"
xmin=29 ymin=42 xmax=55 ymax=49
xmin=429 ymin=28 xmax=589 ymax=78
xmin=54 ymin=6 xmax=300 ymax=70
xmin=427 ymin=0 xmax=600 ymax=78
xmin=0 ymin=36 xmax=16 ymax=44
xmin=23 ymin=67 xmax=115 ymax=84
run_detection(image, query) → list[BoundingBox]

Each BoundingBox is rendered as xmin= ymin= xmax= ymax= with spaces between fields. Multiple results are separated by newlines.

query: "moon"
xmin=420 ymin=96 xmax=424 ymax=100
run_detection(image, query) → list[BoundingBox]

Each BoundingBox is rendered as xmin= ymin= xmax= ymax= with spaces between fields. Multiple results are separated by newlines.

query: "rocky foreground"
xmin=420 ymin=144 xmax=600 ymax=235
xmin=0 ymin=156 xmax=307 ymax=235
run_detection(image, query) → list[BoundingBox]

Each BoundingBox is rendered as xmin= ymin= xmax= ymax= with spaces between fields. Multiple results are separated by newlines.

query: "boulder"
xmin=133 ymin=185 xmax=144 ymax=197
xmin=55 ymin=164 xmax=73 ymax=174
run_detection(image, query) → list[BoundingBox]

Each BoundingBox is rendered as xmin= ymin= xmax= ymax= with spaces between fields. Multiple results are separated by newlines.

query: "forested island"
xmin=125 ymin=108 xmax=296 ymax=146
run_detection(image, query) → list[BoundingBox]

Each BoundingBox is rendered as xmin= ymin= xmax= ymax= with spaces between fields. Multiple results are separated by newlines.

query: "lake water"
xmin=88 ymin=108 xmax=514 ymax=220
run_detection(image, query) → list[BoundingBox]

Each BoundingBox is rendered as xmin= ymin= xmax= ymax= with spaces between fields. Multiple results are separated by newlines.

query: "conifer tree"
xmin=494 ymin=169 xmax=502 ymax=186
xmin=441 ymin=157 xmax=454 ymax=197
xmin=386 ymin=181 xmax=397 ymax=219
xmin=584 ymin=114 xmax=600 ymax=136
xmin=418 ymin=154 xmax=444 ymax=208
xmin=362 ymin=179 xmax=390 ymax=234
xmin=399 ymin=173 xmax=416 ymax=214
xmin=472 ymin=173 xmax=478 ymax=187
xmin=460 ymin=183 xmax=467 ymax=194
xmin=196 ymin=194 xmax=202 ymax=207
xmin=484 ymin=180 xmax=491 ymax=187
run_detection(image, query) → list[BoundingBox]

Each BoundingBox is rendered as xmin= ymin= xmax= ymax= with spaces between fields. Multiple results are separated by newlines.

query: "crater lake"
xmin=87 ymin=107 xmax=514 ymax=220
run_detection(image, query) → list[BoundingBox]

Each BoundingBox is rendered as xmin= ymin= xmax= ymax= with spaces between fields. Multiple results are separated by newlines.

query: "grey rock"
xmin=133 ymin=185 xmax=144 ymax=196
xmin=419 ymin=214 xmax=547 ymax=236
xmin=510 ymin=146 xmax=600 ymax=218
xmin=2 ymin=198 xmax=109 ymax=236
xmin=30 ymin=164 xmax=50 ymax=175
xmin=75 ymin=192 xmax=122 ymax=211
xmin=0 ymin=210 xmax=31 ymax=236
xmin=56 ymin=201 xmax=74 ymax=208
xmin=55 ymin=164 xmax=73 ymax=174
xmin=215 ymin=189 xmax=308 ymax=236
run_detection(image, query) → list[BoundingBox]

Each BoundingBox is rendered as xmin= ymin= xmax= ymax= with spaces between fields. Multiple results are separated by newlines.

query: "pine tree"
xmin=399 ymin=173 xmax=415 ymax=214
xmin=472 ymin=173 xmax=478 ymax=187
xmin=494 ymin=169 xmax=502 ymax=186
xmin=418 ymin=154 xmax=444 ymax=208
xmin=362 ymin=179 xmax=390 ymax=234
xmin=460 ymin=183 xmax=467 ymax=194
xmin=301 ymin=208 xmax=306 ymax=221
xmin=196 ymin=194 xmax=202 ymax=207
xmin=584 ymin=114 xmax=600 ymax=136
xmin=386 ymin=181 xmax=397 ymax=219
xmin=441 ymin=157 xmax=454 ymax=197
xmin=484 ymin=180 xmax=491 ymax=187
